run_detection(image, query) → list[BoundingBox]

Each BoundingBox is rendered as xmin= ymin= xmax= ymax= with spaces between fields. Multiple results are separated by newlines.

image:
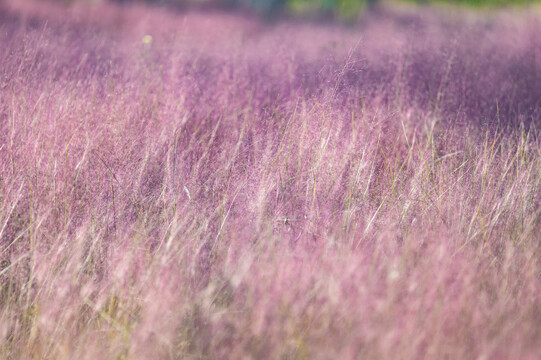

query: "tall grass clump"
xmin=0 ymin=0 xmax=541 ymax=358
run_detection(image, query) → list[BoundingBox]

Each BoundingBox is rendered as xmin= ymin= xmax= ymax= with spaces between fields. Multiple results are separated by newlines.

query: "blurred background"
xmin=57 ymin=0 xmax=540 ymax=21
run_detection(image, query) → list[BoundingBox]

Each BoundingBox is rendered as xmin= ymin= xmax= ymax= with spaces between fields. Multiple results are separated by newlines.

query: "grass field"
xmin=1 ymin=0 xmax=541 ymax=359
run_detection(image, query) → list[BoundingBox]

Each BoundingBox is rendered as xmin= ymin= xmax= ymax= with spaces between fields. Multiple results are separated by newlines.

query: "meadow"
xmin=1 ymin=0 xmax=541 ymax=358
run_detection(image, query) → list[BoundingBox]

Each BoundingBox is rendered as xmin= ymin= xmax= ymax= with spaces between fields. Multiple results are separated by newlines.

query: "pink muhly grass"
xmin=0 ymin=0 xmax=541 ymax=359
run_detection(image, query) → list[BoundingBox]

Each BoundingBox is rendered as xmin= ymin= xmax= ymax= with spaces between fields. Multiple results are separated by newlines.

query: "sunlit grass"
xmin=0 ymin=0 xmax=540 ymax=359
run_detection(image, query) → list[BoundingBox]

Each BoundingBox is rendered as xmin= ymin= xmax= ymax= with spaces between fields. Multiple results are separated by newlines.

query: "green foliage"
xmin=107 ymin=0 xmax=539 ymax=19
xmin=284 ymin=0 xmax=539 ymax=20
xmin=286 ymin=0 xmax=376 ymax=20
xmin=406 ymin=0 xmax=537 ymax=7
